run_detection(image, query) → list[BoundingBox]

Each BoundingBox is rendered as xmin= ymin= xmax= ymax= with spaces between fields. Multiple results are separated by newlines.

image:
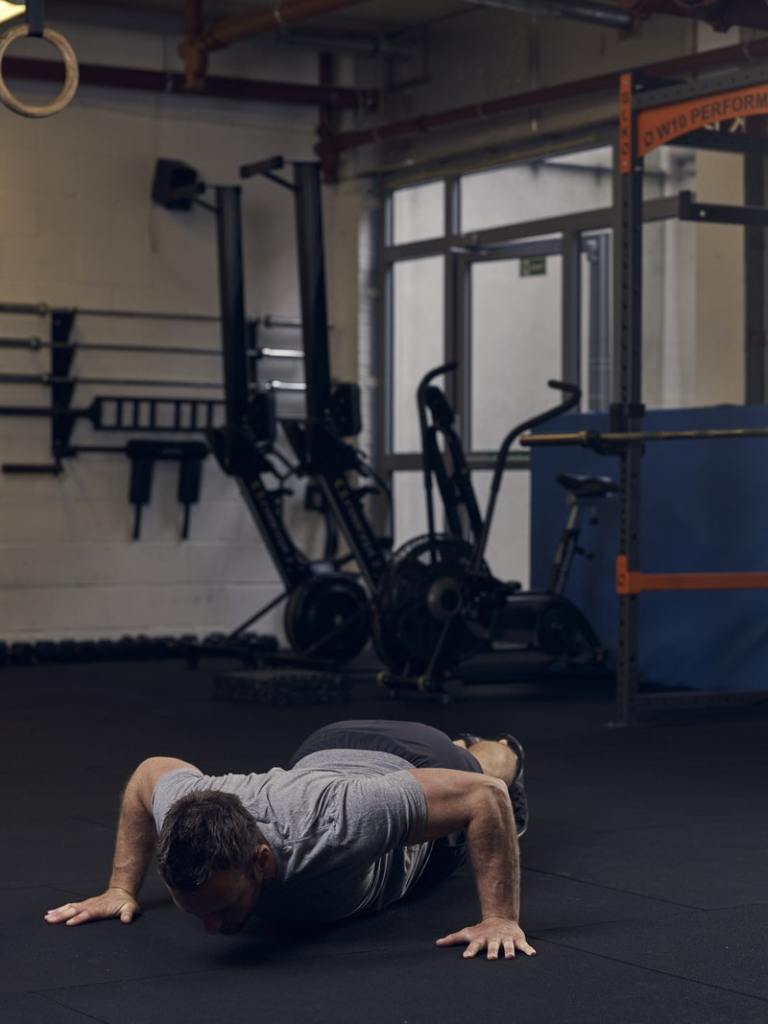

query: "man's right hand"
xmin=44 ymin=887 xmax=139 ymax=927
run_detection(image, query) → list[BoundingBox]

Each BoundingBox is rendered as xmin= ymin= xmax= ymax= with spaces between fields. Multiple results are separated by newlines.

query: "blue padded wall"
xmin=530 ymin=404 xmax=768 ymax=692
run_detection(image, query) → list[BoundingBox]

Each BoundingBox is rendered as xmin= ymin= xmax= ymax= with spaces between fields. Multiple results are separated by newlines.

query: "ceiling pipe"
xmin=320 ymin=34 xmax=768 ymax=162
xmin=1 ymin=55 xmax=377 ymax=109
xmin=619 ymin=0 xmax=768 ymax=31
xmin=179 ymin=0 xmax=369 ymax=89
xmin=463 ymin=0 xmax=633 ymax=30
xmin=185 ymin=0 xmax=203 ymax=39
xmin=275 ymin=29 xmax=415 ymax=60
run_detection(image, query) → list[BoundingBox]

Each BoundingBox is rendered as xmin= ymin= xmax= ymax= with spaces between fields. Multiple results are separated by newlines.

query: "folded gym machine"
xmin=153 ymin=158 xmax=377 ymax=676
xmin=227 ymin=159 xmax=397 ymax=668
xmin=373 ymin=364 xmax=617 ymax=693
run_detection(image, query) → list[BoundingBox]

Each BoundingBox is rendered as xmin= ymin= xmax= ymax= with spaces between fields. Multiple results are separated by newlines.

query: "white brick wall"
xmin=0 ymin=17 xmax=331 ymax=643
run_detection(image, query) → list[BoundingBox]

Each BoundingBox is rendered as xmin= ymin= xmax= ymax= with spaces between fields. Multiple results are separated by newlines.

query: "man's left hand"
xmin=436 ymin=917 xmax=537 ymax=960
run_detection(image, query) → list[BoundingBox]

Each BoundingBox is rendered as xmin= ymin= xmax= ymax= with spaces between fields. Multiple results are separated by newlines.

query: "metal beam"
xmin=677 ymin=191 xmax=768 ymax=227
xmin=744 ymin=116 xmax=768 ymax=404
xmin=214 ymin=186 xmax=249 ymax=427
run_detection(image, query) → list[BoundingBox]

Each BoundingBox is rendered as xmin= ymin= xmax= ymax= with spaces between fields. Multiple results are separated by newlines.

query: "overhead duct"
xmin=322 ymin=34 xmax=768 ymax=163
xmin=463 ymin=0 xmax=634 ymax=30
xmin=619 ymin=0 xmax=768 ymax=31
xmin=179 ymin=0 xmax=369 ymax=89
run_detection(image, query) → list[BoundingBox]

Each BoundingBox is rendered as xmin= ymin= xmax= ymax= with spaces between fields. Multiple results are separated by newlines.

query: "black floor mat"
xmin=3 ymin=661 xmax=767 ymax=1024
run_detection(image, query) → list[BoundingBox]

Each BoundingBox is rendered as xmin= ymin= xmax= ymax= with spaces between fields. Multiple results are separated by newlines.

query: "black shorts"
xmin=288 ymin=719 xmax=483 ymax=887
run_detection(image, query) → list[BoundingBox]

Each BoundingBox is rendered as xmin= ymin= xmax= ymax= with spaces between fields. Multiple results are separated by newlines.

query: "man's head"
xmin=156 ymin=790 xmax=275 ymax=935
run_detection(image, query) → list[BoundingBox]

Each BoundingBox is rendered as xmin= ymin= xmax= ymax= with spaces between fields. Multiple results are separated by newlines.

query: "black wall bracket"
xmin=126 ymin=439 xmax=209 ymax=540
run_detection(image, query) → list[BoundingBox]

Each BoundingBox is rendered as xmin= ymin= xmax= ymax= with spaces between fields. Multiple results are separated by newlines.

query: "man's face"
xmin=169 ymin=864 xmax=261 ymax=936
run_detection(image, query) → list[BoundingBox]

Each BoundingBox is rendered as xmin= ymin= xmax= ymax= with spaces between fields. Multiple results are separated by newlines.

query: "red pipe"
xmin=179 ymin=0 xmax=369 ymax=89
xmin=321 ymin=35 xmax=768 ymax=159
xmin=2 ymin=56 xmax=377 ymax=110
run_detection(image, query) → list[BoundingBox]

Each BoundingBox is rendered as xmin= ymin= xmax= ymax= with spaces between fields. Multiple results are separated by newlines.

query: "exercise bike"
xmin=375 ymin=365 xmax=616 ymax=691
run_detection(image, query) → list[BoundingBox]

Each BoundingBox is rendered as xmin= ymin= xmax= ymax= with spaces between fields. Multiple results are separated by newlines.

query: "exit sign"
xmin=520 ymin=256 xmax=547 ymax=277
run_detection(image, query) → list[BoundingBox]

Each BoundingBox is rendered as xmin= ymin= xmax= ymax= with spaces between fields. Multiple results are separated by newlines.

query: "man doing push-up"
xmin=44 ymin=719 xmax=535 ymax=962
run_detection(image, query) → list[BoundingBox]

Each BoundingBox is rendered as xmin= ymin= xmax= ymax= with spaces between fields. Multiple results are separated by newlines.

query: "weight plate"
xmin=284 ymin=573 xmax=370 ymax=663
xmin=373 ymin=534 xmax=492 ymax=676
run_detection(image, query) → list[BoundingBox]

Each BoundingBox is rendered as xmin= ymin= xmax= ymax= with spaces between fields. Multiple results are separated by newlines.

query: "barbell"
xmin=520 ymin=426 xmax=768 ymax=447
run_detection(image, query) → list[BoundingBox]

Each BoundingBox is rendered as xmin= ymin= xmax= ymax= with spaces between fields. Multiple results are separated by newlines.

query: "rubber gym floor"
xmin=4 ymin=658 xmax=768 ymax=1024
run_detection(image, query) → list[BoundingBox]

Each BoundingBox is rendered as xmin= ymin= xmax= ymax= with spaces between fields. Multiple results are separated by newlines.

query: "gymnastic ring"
xmin=0 ymin=24 xmax=79 ymax=118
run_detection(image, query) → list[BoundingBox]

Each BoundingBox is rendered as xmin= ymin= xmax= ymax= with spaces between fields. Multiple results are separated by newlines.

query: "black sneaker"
xmin=497 ymin=734 xmax=528 ymax=838
xmin=453 ymin=732 xmax=529 ymax=838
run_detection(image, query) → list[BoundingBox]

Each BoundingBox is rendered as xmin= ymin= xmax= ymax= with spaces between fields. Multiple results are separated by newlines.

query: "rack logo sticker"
xmin=638 ymin=84 xmax=768 ymax=156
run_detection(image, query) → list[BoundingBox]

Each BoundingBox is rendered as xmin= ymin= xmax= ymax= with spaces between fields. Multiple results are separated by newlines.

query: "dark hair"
xmin=156 ymin=790 xmax=264 ymax=892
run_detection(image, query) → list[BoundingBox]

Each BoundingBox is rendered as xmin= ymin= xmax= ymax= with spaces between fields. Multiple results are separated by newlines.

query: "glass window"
xmin=642 ymin=147 xmax=741 ymax=408
xmin=578 ymin=220 xmax=701 ymax=412
xmin=642 ymin=220 xmax=699 ymax=409
xmin=461 ymin=146 xmax=613 ymax=233
xmin=392 ymin=181 xmax=446 ymax=245
xmin=696 ymin=149 xmax=741 ymax=204
xmin=391 ymin=256 xmax=444 ymax=453
xmin=392 ymin=471 xmax=438 ymax=548
xmin=471 ymin=470 xmax=530 ymax=589
xmin=469 ymin=254 xmax=563 ymax=451
xmin=643 ymin=145 xmax=696 ymax=201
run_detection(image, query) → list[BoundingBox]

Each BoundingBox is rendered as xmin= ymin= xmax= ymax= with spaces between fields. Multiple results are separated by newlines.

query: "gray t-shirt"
xmin=152 ymin=748 xmax=432 ymax=922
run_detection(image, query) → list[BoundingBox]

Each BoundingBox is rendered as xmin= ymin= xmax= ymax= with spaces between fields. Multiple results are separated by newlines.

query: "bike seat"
xmin=557 ymin=473 xmax=618 ymax=499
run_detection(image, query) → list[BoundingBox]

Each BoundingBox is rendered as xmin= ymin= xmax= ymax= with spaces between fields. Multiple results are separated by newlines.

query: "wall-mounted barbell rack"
xmin=0 ymin=301 xmax=308 ymax=539
xmin=0 ymin=304 xmax=307 ymax=474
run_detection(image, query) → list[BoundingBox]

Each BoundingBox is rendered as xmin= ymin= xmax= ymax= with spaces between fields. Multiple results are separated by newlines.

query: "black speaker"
xmin=152 ymin=159 xmax=204 ymax=211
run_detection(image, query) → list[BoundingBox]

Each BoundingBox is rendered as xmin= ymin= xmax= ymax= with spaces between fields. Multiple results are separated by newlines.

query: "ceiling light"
xmin=0 ymin=2 xmax=24 ymax=28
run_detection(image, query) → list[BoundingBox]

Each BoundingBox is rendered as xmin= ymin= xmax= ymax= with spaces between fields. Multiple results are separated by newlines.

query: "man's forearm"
xmin=465 ymin=783 xmax=520 ymax=921
xmin=108 ymin=767 xmax=156 ymax=897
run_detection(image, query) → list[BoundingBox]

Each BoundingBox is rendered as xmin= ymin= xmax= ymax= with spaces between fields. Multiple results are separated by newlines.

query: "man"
xmin=44 ymin=719 xmax=536 ymax=962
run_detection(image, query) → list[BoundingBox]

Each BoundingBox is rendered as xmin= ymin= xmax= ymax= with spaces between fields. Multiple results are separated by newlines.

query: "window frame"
xmin=371 ymin=128 xmax=688 ymax=514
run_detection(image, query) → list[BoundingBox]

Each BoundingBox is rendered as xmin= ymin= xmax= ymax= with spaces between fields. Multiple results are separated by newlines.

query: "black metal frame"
xmin=209 ymin=159 xmax=380 ymax=666
xmin=376 ymin=87 xmax=768 ymax=719
xmin=612 ymin=67 xmax=768 ymax=726
xmin=208 ymin=183 xmax=311 ymax=594
xmin=286 ymin=162 xmax=390 ymax=592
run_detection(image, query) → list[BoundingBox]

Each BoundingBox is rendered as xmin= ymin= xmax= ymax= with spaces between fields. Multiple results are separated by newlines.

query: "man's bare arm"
xmin=409 ymin=768 xmax=535 ymax=961
xmin=45 ymin=756 xmax=200 ymax=927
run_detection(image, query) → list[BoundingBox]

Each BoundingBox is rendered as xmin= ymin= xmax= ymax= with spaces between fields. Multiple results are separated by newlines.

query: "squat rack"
xmin=523 ymin=63 xmax=768 ymax=726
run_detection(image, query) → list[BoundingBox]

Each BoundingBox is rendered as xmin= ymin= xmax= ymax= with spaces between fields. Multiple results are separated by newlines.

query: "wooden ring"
xmin=0 ymin=24 xmax=79 ymax=118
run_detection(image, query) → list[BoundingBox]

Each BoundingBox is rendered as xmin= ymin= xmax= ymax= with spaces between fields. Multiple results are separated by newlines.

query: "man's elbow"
xmin=469 ymin=776 xmax=514 ymax=825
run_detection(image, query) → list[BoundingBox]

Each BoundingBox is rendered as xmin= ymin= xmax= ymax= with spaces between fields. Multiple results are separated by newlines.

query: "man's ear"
xmin=253 ymin=843 xmax=276 ymax=881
